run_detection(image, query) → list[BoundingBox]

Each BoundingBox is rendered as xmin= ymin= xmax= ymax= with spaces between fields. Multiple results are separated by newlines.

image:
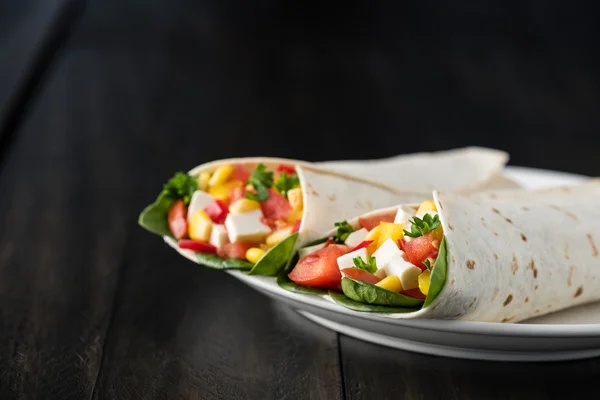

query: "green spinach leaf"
xmin=138 ymin=191 xmax=175 ymax=237
xmin=247 ymin=233 xmax=298 ymax=276
xmin=196 ymin=253 xmax=253 ymax=270
xmin=423 ymin=236 xmax=447 ymax=307
xmin=341 ymin=277 xmax=424 ymax=308
xmin=328 ymin=291 xmax=420 ymax=313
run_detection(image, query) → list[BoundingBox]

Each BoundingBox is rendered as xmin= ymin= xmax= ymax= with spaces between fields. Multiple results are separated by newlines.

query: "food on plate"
xmin=283 ymin=181 xmax=600 ymax=322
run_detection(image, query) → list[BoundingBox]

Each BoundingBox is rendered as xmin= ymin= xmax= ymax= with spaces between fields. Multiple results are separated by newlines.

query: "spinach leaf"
xmin=423 ymin=236 xmax=447 ymax=307
xmin=196 ymin=253 xmax=253 ymax=270
xmin=341 ymin=277 xmax=424 ymax=308
xmin=329 ymin=291 xmax=420 ymax=313
xmin=277 ymin=273 xmax=329 ymax=296
xmin=138 ymin=191 xmax=175 ymax=237
xmin=247 ymin=233 xmax=298 ymax=276
xmin=301 ymin=236 xmax=330 ymax=248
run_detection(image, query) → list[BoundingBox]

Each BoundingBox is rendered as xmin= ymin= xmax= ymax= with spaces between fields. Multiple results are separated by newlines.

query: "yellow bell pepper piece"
xmin=188 ymin=210 xmax=212 ymax=241
xmin=376 ymin=222 xmax=404 ymax=250
xmin=375 ymin=275 xmax=403 ymax=293
xmin=208 ymin=180 xmax=243 ymax=201
xmin=208 ymin=164 xmax=234 ymax=188
xmin=197 ymin=171 xmax=211 ymax=191
xmin=266 ymin=226 xmax=293 ymax=247
xmin=365 ymin=225 xmax=381 ymax=255
xmin=418 ymin=270 xmax=431 ymax=295
xmin=246 ymin=247 xmax=266 ymax=264
xmin=229 ymin=198 xmax=260 ymax=214
xmin=416 ymin=200 xmax=437 ymax=215
xmin=287 ymin=187 xmax=303 ymax=211
xmin=286 ymin=209 xmax=303 ymax=223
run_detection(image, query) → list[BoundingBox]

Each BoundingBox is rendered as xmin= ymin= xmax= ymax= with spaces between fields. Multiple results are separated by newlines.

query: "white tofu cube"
xmin=385 ymin=256 xmax=422 ymax=290
xmin=224 ymin=209 xmax=271 ymax=244
xmin=336 ymin=248 xmax=368 ymax=271
xmin=344 ymin=228 xmax=368 ymax=249
xmin=298 ymin=242 xmax=327 ymax=258
xmin=209 ymin=224 xmax=228 ymax=248
xmin=371 ymin=238 xmax=404 ymax=267
xmin=393 ymin=206 xmax=416 ymax=225
xmin=187 ymin=190 xmax=215 ymax=222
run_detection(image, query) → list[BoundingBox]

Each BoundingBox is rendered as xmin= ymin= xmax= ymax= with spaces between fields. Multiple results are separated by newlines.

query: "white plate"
xmin=227 ymin=166 xmax=600 ymax=362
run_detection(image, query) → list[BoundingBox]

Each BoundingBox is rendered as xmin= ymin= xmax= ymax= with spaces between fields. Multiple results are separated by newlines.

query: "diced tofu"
xmin=393 ymin=206 xmax=415 ymax=225
xmin=344 ymin=228 xmax=368 ymax=249
xmin=336 ymin=248 xmax=368 ymax=271
xmin=224 ymin=209 xmax=271 ymax=244
xmin=385 ymin=256 xmax=422 ymax=290
xmin=187 ymin=190 xmax=215 ymax=222
xmin=298 ymin=242 xmax=326 ymax=258
xmin=371 ymin=238 xmax=404 ymax=267
xmin=209 ymin=224 xmax=228 ymax=248
xmin=374 ymin=268 xmax=387 ymax=279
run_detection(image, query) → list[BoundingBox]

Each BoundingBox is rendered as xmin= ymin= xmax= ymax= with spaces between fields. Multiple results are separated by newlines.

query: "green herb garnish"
xmin=274 ymin=172 xmax=300 ymax=198
xmin=162 ymin=172 xmax=197 ymax=205
xmin=403 ymin=213 xmax=441 ymax=238
xmin=245 ymin=164 xmax=273 ymax=202
xmin=333 ymin=220 xmax=354 ymax=243
xmin=423 ymin=259 xmax=432 ymax=271
xmin=352 ymin=256 xmax=378 ymax=274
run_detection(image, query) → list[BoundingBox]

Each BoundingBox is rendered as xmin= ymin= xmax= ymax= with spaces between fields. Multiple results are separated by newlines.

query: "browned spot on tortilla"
xmin=451 ymin=278 xmax=455 ymax=285
xmin=493 ymin=232 xmax=499 ymax=237
xmin=493 ymin=253 xmax=499 ymax=260
xmin=465 ymin=241 xmax=469 ymax=246
xmin=501 ymin=317 xmax=514 ymax=323
xmin=448 ymin=223 xmax=454 ymax=231
xmin=503 ymin=294 xmax=513 ymax=306
xmin=511 ymin=253 xmax=518 ymax=275
xmin=520 ymin=233 xmax=527 ymax=242
xmin=437 ymin=201 xmax=443 ymax=210
xmin=469 ymin=297 xmax=477 ymax=307
xmin=528 ymin=258 xmax=538 ymax=278
xmin=549 ymin=204 xmax=578 ymax=220
xmin=492 ymin=208 xmax=501 ymax=215
xmin=326 ymin=194 xmax=336 ymax=201
xmin=504 ymin=217 xmax=513 ymax=224
xmin=574 ymin=286 xmax=583 ymax=298
xmin=535 ymin=309 xmax=541 ymax=313
xmin=587 ymin=233 xmax=599 ymax=257
xmin=568 ymin=266 xmax=575 ymax=287
xmin=535 ymin=285 xmax=539 ymax=290
xmin=564 ymin=243 xmax=570 ymax=260
xmin=480 ymin=217 xmax=485 ymax=222
xmin=524 ymin=297 xmax=529 ymax=303
xmin=451 ymin=255 xmax=456 ymax=264
xmin=522 ymin=206 xmax=529 ymax=211
xmin=466 ymin=259 xmax=476 ymax=270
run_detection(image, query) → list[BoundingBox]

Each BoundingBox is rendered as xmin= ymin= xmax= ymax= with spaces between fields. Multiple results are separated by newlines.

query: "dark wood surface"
xmin=1 ymin=1 xmax=600 ymax=399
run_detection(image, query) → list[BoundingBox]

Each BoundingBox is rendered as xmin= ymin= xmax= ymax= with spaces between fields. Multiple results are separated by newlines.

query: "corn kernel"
xmin=208 ymin=164 xmax=234 ymax=188
xmin=418 ymin=270 xmax=431 ymax=295
xmin=375 ymin=275 xmax=403 ymax=293
xmin=246 ymin=247 xmax=266 ymax=264
xmin=286 ymin=209 xmax=303 ymax=223
xmin=188 ymin=210 xmax=212 ymax=241
xmin=229 ymin=198 xmax=260 ymax=214
xmin=266 ymin=226 xmax=293 ymax=247
xmin=208 ymin=180 xmax=243 ymax=201
xmin=365 ymin=225 xmax=381 ymax=255
xmin=287 ymin=187 xmax=303 ymax=211
xmin=197 ymin=172 xmax=211 ymax=191
xmin=416 ymin=200 xmax=437 ymax=215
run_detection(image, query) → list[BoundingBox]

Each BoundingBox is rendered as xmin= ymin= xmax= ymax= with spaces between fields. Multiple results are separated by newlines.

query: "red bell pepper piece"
xmin=349 ymin=240 xmax=373 ymax=252
xmin=277 ymin=164 xmax=296 ymax=174
xmin=292 ymin=219 xmax=302 ymax=233
xmin=178 ymin=240 xmax=217 ymax=253
xmin=204 ymin=200 xmax=229 ymax=224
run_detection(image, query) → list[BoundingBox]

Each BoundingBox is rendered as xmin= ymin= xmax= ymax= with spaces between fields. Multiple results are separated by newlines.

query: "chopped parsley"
xmin=403 ymin=213 xmax=441 ymax=238
xmin=333 ymin=220 xmax=354 ymax=244
xmin=162 ymin=172 xmax=197 ymax=205
xmin=245 ymin=164 xmax=274 ymax=202
xmin=274 ymin=171 xmax=300 ymax=198
xmin=353 ymin=256 xmax=378 ymax=274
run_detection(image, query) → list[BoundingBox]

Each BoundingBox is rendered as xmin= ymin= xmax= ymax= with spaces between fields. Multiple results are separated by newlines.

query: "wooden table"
xmin=2 ymin=1 xmax=600 ymax=398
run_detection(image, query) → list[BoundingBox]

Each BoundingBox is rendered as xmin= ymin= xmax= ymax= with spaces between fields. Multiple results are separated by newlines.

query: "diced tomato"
xmin=292 ymin=219 xmax=301 ymax=233
xmin=229 ymin=184 xmax=245 ymax=205
xmin=341 ymin=268 xmax=381 ymax=285
xmin=402 ymin=234 xmax=437 ymax=270
xmin=401 ymin=288 xmax=427 ymax=300
xmin=323 ymin=239 xmax=335 ymax=247
xmin=277 ymin=164 xmax=296 ymax=174
xmin=231 ymin=164 xmax=251 ymax=182
xmin=168 ymin=200 xmax=188 ymax=239
xmin=261 ymin=189 xmax=292 ymax=220
xmin=358 ymin=212 xmax=396 ymax=231
xmin=204 ymin=200 xmax=229 ymax=224
xmin=217 ymin=241 xmax=253 ymax=259
xmin=288 ymin=244 xmax=349 ymax=290
xmin=178 ymin=240 xmax=217 ymax=253
xmin=350 ymin=240 xmax=373 ymax=252
xmin=261 ymin=216 xmax=277 ymax=229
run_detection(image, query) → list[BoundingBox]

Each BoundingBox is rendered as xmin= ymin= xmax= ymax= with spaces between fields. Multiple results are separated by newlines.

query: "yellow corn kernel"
xmin=229 ymin=198 xmax=260 ymax=214
xmin=286 ymin=209 xmax=303 ymax=223
xmin=246 ymin=247 xmax=266 ymax=264
xmin=287 ymin=187 xmax=303 ymax=211
xmin=208 ymin=164 xmax=234 ymax=188
xmin=416 ymin=200 xmax=437 ymax=215
xmin=376 ymin=222 xmax=404 ymax=249
xmin=418 ymin=270 xmax=431 ymax=295
xmin=365 ymin=225 xmax=381 ymax=255
xmin=375 ymin=275 xmax=403 ymax=293
xmin=188 ymin=210 xmax=212 ymax=241
xmin=266 ymin=226 xmax=293 ymax=247
xmin=197 ymin=172 xmax=211 ymax=191
xmin=208 ymin=180 xmax=243 ymax=201
xmin=431 ymin=225 xmax=444 ymax=241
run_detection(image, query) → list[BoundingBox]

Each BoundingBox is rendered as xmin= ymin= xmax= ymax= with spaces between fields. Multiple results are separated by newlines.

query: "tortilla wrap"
xmin=312 ymin=180 xmax=600 ymax=322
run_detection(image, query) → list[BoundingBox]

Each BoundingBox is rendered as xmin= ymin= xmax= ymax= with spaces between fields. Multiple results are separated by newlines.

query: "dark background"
xmin=1 ymin=0 xmax=600 ymax=399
